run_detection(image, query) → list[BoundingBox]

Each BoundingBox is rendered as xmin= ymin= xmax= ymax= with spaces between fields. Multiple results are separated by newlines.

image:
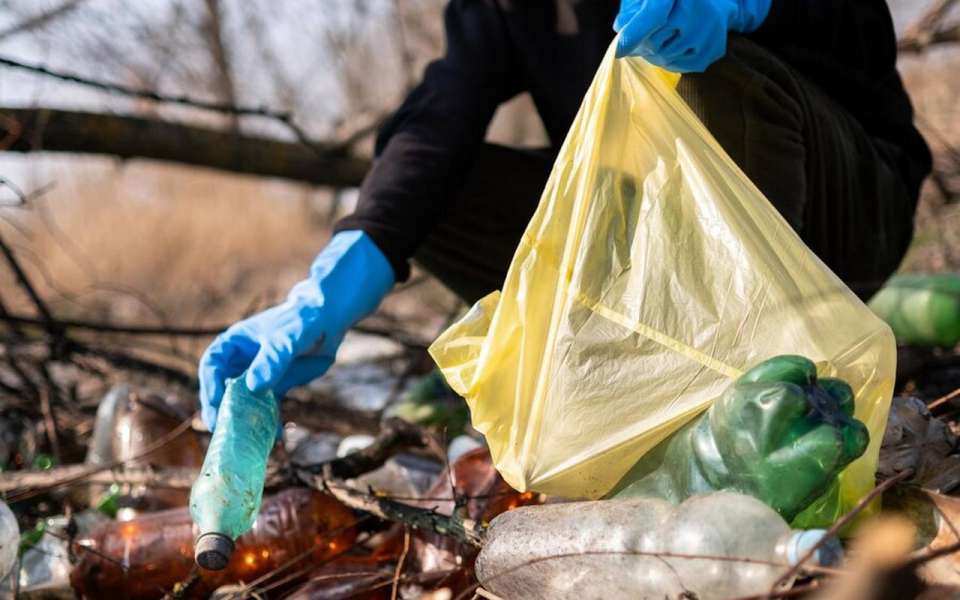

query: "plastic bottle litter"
xmin=86 ymin=384 xmax=131 ymax=466
xmin=72 ymin=488 xmax=355 ymax=600
xmin=0 ymin=501 xmax=18 ymax=583
xmin=19 ymin=528 xmax=73 ymax=599
xmin=869 ymin=273 xmax=960 ymax=347
xmin=477 ymin=491 xmax=841 ymax=600
xmin=447 ymin=435 xmax=484 ymax=464
xmin=113 ymin=395 xmax=203 ymax=516
xmin=190 ymin=376 xmax=279 ymax=570
xmin=609 ymin=355 xmax=869 ymax=526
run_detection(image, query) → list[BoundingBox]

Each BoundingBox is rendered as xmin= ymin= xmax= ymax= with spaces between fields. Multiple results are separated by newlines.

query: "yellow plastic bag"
xmin=429 ymin=42 xmax=895 ymax=518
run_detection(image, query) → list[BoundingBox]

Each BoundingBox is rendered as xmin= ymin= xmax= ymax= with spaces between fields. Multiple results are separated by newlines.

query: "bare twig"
xmin=319 ymin=477 xmax=484 ymax=548
xmin=0 ymin=55 xmax=338 ymax=154
xmin=39 ymin=387 xmax=61 ymax=463
xmin=5 ymin=412 xmax=197 ymax=503
xmin=768 ymin=469 xmax=915 ymax=594
xmin=1 ymin=311 xmax=430 ymax=350
xmin=0 ymin=230 xmax=55 ymax=325
xmin=928 ymin=386 xmax=960 ymax=411
xmin=898 ymin=0 xmax=960 ymax=52
xmin=391 ymin=528 xmax=411 ymax=600
xmin=0 ymin=0 xmax=87 ymax=40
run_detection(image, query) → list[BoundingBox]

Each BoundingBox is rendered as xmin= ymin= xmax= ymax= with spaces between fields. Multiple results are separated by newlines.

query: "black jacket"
xmin=336 ymin=0 xmax=932 ymax=281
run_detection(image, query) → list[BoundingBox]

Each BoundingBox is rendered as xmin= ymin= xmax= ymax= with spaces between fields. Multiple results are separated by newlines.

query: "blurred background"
xmin=0 ymin=0 xmax=956 ymax=375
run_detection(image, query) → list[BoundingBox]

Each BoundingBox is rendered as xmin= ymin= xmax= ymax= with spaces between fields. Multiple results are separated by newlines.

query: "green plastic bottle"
xmin=608 ymin=355 xmax=869 ymax=525
xmin=868 ymin=273 xmax=960 ymax=348
xmin=190 ymin=377 xmax=279 ymax=570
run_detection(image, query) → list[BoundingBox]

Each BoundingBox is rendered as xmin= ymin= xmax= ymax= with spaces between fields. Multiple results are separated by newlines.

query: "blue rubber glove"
xmin=614 ymin=0 xmax=771 ymax=72
xmin=199 ymin=230 xmax=394 ymax=430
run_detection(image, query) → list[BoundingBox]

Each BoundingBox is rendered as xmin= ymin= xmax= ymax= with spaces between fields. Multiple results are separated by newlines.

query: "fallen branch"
xmin=0 ymin=465 xmax=198 ymax=493
xmin=4 ymin=413 xmax=197 ymax=503
xmin=0 ymin=312 xmax=431 ymax=350
xmin=0 ymin=107 xmax=370 ymax=187
xmin=318 ymin=476 xmax=484 ymax=548
xmin=898 ymin=0 xmax=960 ymax=52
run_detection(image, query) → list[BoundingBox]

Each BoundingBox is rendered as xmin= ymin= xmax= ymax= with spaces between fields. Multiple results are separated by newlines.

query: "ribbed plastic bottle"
xmin=476 ymin=491 xmax=841 ymax=600
xmin=869 ymin=273 xmax=960 ymax=347
xmin=71 ymin=488 xmax=356 ymax=600
xmin=190 ymin=376 xmax=279 ymax=570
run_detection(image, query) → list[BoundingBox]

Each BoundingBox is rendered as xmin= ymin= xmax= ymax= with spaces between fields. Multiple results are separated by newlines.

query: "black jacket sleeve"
xmin=750 ymin=0 xmax=932 ymax=200
xmin=335 ymin=0 xmax=523 ymax=281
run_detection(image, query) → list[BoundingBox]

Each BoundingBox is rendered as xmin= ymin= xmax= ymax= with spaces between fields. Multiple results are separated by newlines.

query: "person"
xmin=198 ymin=0 xmax=931 ymax=430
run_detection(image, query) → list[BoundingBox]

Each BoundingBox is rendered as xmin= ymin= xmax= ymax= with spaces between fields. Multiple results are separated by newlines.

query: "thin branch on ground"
xmin=318 ymin=476 xmax=484 ymax=548
xmin=0 ymin=54 xmax=352 ymax=154
xmin=768 ymin=469 xmax=915 ymax=594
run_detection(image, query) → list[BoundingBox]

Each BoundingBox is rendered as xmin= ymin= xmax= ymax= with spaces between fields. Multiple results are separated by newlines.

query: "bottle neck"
xmin=775 ymin=529 xmax=843 ymax=568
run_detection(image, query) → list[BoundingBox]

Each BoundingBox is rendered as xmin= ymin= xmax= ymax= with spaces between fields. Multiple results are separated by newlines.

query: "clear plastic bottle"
xmin=190 ymin=377 xmax=279 ymax=569
xmin=0 ymin=500 xmax=18 ymax=582
xmin=476 ymin=491 xmax=841 ymax=600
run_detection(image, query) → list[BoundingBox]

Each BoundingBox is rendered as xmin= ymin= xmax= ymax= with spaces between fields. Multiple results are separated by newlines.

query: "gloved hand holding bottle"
xmin=198 ymin=230 xmax=394 ymax=431
xmin=614 ymin=0 xmax=772 ymax=72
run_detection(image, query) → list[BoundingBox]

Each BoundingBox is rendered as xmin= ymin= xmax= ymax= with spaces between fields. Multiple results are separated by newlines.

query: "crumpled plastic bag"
xmin=428 ymin=40 xmax=895 ymax=521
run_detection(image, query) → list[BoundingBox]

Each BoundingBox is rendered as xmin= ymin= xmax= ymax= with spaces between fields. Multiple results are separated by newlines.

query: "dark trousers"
xmin=414 ymin=37 xmax=917 ymax=304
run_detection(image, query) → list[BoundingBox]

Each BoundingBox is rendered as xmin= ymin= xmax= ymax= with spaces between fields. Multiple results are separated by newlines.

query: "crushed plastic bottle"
xmin=0 ymin=501 xmax=18 ymax=582
xmin=19 ymin=528 xmax=72 ymax=598
xmin=72 ymin=488 xmax=355 ymax=600
xmin=608 ymin=355 xmax=869 ymax=526
xmin=869 ymin=273 xmax=960 ymax=347
xmin=477 ymin=491 xmax=841 ymax=600
xmin=190 ymin=376 xmax=279 ymax=570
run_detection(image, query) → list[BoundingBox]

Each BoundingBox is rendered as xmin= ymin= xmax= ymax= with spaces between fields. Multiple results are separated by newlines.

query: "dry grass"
xmin=1 ymin=157 xmax=329 ymax=327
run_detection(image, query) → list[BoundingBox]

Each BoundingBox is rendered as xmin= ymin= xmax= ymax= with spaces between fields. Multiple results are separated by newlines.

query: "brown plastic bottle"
xmin=70 ymin=488 xmax=356 ymax=600
xmin=112 ymin=395 xmax=204 ymax=512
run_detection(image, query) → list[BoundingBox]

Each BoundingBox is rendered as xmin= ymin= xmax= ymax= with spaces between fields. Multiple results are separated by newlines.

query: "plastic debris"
xmin=0 ymin=501 xmax=18 ymax=582
xmin=289 ymin=430 xmax=341 ymax=467
xmin=476 ymin=491 xmax=841 ymax=600
xmin=869 ymin=273 xmax=960 ymax=347
xmin=447 ymin=435 xmax=484 ymax=464
xmin=610 ymin=355 xmax=870 ymax=525
xmin=85 ymin=384 xmax=130 ymax=466
xmin=18 ymin=528 xmax=72 ymax=599
xmin=190 ymin=377 xmax=279 ymax=570
xmin=310 ymin=362 xmax=400 ymax=412
xmin=72 ymin=488 xmax=355 ymax=600
xmin=354 ymin=454 xmax=443 ymax=498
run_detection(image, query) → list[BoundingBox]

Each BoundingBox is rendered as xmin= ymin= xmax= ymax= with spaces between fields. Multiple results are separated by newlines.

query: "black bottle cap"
xmin=194 ymin=532 xmax=234 ymax=570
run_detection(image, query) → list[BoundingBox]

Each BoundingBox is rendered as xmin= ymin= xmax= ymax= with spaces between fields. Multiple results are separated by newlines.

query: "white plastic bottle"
xmin=476 ymin=491 xmax=840 ymax=600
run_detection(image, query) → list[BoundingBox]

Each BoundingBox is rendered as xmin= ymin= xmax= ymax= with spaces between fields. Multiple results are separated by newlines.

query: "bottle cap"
xmin=786 ymin=529 xmax=843 ymax=567
xmin=195 ymin=532 xmax=234 ymax=570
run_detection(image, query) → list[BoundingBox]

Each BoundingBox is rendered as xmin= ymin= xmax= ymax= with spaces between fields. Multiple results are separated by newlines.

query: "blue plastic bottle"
xmin=190 ymin=376 xmax=279 ymax=570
